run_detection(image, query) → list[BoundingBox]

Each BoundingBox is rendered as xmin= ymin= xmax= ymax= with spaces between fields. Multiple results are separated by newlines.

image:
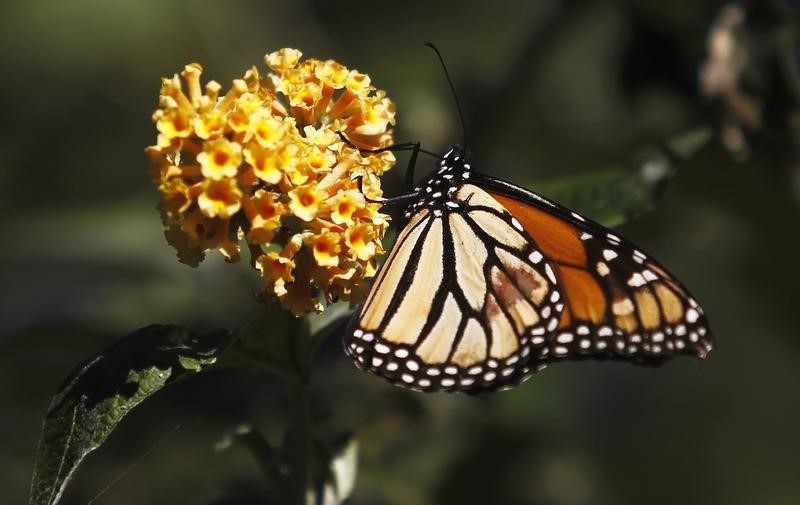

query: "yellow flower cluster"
xmin=146 ymin=48 xmax=396 ymax=315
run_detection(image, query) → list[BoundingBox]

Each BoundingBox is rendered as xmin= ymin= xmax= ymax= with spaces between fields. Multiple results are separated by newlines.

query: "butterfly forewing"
xmin=484 ymin=180 xmax=713 ymax=364
xmin=345 ymin=183 xmax=563 ymax=393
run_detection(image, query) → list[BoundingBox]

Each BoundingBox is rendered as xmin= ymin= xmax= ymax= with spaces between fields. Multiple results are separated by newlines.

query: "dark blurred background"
xmin=3 ymin=1 xmax=800 ymax=504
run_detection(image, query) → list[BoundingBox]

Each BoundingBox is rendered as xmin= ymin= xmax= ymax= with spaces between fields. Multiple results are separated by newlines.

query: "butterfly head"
xmin=406 ymin=145 xmax=474 ymax=219
xmin=439 ymin=145 xmax=470 ymax=174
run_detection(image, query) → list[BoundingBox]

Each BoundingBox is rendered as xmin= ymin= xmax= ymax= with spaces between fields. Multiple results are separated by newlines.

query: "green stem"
xmin=287 ymin=378 xmax=312 ymax=505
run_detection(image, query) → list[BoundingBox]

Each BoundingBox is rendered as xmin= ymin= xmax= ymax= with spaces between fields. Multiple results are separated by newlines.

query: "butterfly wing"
xmin=345 ymin=183 xmax=565 ymax=393
xmin=345 ymin=174 xmax=713 ymax=394
xmin=477 ymin=173 xmax=714 ymax=364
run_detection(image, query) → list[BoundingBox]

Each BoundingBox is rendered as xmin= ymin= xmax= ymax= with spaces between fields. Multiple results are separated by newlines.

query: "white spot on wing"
xmin=642 ymin=269 xmax=658 ymax=282
xmin=545 ymin=264 xmax=557 ymax=284
xmin=556 ymin=333 xmax=574 ymax=343
xmin=628 ymin=273 xmax=647 ymax=287
xmin=612 ymin=298 xmax=635 ymax=316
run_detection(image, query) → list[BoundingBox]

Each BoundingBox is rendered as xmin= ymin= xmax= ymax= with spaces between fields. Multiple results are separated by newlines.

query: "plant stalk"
xmin=287 ymin=378 xmax=312 ymax=505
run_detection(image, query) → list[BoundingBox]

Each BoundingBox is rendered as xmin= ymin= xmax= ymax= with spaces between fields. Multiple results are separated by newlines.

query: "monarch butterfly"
xmin=343 ymin=45 xmax=713 ymax=394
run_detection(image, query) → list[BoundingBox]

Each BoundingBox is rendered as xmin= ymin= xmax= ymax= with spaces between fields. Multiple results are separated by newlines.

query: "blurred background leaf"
xmin=534 ymin=127 xmax=712 ymax=226
xmin=3 ymin=1 xmax=800 ymax=504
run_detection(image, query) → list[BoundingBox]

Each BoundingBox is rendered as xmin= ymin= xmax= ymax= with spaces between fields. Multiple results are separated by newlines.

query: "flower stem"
xmin=287 ymin=378 xmax=312 ymax=505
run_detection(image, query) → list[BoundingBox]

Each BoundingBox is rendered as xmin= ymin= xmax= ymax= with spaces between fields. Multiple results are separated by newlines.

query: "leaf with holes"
xmin=29 ymin=324 xmax=233 ymax=505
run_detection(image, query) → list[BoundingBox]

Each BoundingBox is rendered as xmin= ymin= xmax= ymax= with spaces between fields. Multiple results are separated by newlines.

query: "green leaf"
xmin=222 ymin=303 xmax=351 ymax=380
xmin=216 ymin=423 xmax=283 ymax=494
xmin=307 ymin=302 xmax=352 ymax=364
xmin=220 ymin=307 xmax=309 ymax=379
xmin=532 ymin=127 xmax=712 ymax=227
xmin=29 ymin=324 xmax=233 ymax=505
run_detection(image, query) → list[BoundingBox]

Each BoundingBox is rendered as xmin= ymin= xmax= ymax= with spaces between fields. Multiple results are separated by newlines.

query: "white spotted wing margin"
xmin=471 ymin=172 xmax=714 ymax=366
xmin=344 ymin=184 xmax=565 ymax=394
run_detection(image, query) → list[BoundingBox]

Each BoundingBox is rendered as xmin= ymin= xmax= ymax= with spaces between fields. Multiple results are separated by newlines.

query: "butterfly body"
xmin=345 ymin=145 xmax=713 ymax=394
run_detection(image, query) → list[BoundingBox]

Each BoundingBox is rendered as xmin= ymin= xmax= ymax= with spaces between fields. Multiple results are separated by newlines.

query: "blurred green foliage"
xmin=3 ymin=1 xmax=800 ymax=504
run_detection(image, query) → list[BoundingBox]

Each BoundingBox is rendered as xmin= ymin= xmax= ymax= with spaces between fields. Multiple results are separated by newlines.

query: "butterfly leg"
xmin=355 ymin=175 xmax=420 ymax=205
xmin=337 ymin=132 xmax=440 ymax=190
xmin=403 ymin=141 xmax=420 ymax=190
xmin=350 ymin=139 xmax=422 ymax=191
xmin=337 ymin=131 xmax=419 ymax=154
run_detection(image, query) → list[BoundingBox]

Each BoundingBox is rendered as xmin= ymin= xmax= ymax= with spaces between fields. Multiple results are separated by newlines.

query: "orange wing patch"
xmin=558 ymin=265 xmax=607 ymax=325
xmin=490 ymin=192 xmax=587 ymax=266
xmin=488 ymin=190 xmax=712 ymax=363
xmin=491 ymin=192 xmax=607 ymax=330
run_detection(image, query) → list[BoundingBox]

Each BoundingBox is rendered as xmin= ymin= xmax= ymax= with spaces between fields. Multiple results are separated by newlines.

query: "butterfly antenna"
xmin=424 ymin=42 xmax=468 ymax=150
